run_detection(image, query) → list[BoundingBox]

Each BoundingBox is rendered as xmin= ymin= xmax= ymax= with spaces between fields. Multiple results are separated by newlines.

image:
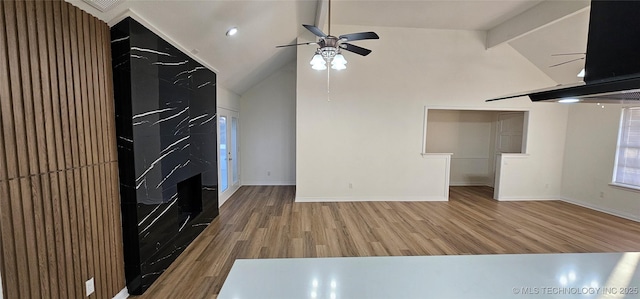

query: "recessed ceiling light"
xmin=226 ymin=27 xmax=238 ymax=37
xmin=558 ymin=98 xmax=580 ymax=103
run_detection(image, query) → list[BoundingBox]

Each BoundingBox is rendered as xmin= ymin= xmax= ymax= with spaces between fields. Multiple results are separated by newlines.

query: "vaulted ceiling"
xmin=68 ymin=0 xmax=590 ymax=96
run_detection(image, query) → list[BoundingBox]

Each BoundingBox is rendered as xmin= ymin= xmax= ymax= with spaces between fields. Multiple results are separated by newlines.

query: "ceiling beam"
xmin=486 ymin=0 xmax=590 ymax=49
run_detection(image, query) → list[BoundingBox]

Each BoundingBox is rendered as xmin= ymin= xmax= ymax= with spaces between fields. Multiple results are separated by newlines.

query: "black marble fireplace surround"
xmin=111 ymin=17 xmax=219 ymax=295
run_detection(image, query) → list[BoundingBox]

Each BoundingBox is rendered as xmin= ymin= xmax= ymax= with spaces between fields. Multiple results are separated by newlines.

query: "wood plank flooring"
xmin=133 ymin=186 xmax=640 ymax=299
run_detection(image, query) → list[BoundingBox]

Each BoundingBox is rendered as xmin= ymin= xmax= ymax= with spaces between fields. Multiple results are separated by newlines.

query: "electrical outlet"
xmin=267 ymin=171 xmax=271 ymax=176
xmin=349 ymin=183 xmax=353 ymax=189
xmin=599 ymin=191 xmax=604 ymax=198
xmin=86 ymin=277 xmax=95 ymax=297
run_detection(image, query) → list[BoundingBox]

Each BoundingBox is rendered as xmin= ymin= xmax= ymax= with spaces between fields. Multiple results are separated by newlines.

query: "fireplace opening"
xmin=177 ymin=173 xmax=203 ymax=229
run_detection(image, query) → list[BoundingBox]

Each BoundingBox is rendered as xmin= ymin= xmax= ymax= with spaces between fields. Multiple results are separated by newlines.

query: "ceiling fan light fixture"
xmin=331 ymin=53 xmax=347 ymax=66
xmin=310 ymin=53 xmax=326 ymax=65
xmin=226 ymin=27 xmax=238 ymax=36
xmin=310 ymin=53 xmax=327 ymax=70
xmin=330 ymin=53 xmax=347 ymax=70
xmin=312 ymin=63 xmax=328 ymax=71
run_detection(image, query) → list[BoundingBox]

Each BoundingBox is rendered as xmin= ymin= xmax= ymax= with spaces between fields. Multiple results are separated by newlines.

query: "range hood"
xmin=487 ymin=0 xmax=640 ymax=104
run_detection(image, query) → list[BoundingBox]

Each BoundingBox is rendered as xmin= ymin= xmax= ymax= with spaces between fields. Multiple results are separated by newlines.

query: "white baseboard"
xmin=449 ymin=183 xmax=492 ymax=187
xmin=496 ymin=196 xmax=558 ymax=201
xmin=295 ymin=195 xmax=448 ymax=202
xmin=559 ymin=196 xmax=640 ymax=222
xmin=241 ymin=181 xmax=295 ymax=186
xmin=112 ymin=287 xmax=129 ymax=299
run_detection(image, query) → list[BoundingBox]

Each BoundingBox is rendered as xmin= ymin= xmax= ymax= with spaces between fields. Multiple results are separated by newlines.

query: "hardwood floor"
xmin=133 ymin=186 xmax=640 ymax=299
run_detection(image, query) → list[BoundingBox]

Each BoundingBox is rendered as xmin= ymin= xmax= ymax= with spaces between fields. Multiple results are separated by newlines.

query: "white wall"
xmin=560 ymin=104 xmax=640 ymax=221
xmin=296 ymin=25 xmax=569 ymax=201
xmin=239 ymin=62 xmax=296 ymax=185
xmin=426 ymin=110 xmax=496 ymax=186
xmin=218 ymin=85 xmax=240 ymax=111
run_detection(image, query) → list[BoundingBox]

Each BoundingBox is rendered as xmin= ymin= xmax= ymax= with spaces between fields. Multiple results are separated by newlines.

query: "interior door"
xmin=218 ymin=108 xmax=240 ymax=205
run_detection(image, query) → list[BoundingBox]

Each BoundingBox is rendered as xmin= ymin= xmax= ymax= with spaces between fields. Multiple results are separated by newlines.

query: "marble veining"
xmin=155 ymin=160 xmax=190 ymax=189
xmin=130 ymin=46 xmax=172 ymax=56
xmin=188 ymin=113 xmax=209 ymax=123
xmin=200 ymin=114 xmax=216 ymax=125
xmin=133 ymin=107 xmax=176 ymax=119
xmin=152 ymin=60 xmax=189 ymax=66
xmin=151 ymin=107 xmax=189 ymax=125
xmin=178 ymin=215 xmax=190 ymax=232
xmin=111 ymin=36 xmax=130 ymax=43
xmin=139 ymin=196 xmax=177 ymax=235
xmin=135 ymin=148 xmax=179 ymax=184
xmin=130 ymin=54 xmax=148 ymax=60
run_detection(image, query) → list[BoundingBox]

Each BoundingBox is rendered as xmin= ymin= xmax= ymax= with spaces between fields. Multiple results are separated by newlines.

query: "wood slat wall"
xmin=0 ymin=0 xmax=125 ymax=298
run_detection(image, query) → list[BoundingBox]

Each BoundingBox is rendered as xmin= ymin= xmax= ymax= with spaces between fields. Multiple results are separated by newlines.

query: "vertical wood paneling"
xmin=73 ymin=7 xmax=88 ymax=167
xmin=49 ymin=171 xmax=69 ymax=298
xmin=23 ymin=2 xmax=57 ymax=294
xmin=57 ymin=0 xmax=72 ymax=170
xmin=8 ymin=180 xmax=29 ymax=298
xmin=97 ymin=165 xmax=108 ymax=299
xmin=82 ymin=167 xmax=96 ymax=289
xmin=92 ymin=18 xmax=104 ymax=163
xmin=14 ymin=4 xmax=44 ymax=297
xmin=96 ymin=24 xmax=115 ymax=292
xmin=25 ymin=1 xmax=48 ymax=175
xmin=47 ymin=1 xmax=65 ymax=173
xmin=35 ymin=1 xmax=57 ymax=174
xmin=84 ymin=13 xmax=96 ymax=166
xmin=58 ymin=170 xmax=76 ymax=298
xmin=19 ymin=177 xmax=42 ymax=299
xmin=106 ymin=164 xmax=117 ymax=292
xmin=87 ymin=165 xmax=99 ymax=294
xmin=0 ymin=1 xmax=9 ymax=182
xmin=105 ymin=28 xmax=118 ymax=163
xmin=0 ymin=181 xmax=18 ymax=299
xmin=39 ymin=174 xmax=60 ymax=299
xmin=69 ymin=10 xmax=91 ymax=283
xmin=4 ymin=1 xmax=29 ymax=179
xmin=0 ymin=0 xmax=125 ymax=298
xmin=15 ymin=0 xmax=40 ymax=177
xmin=92 ymin=17 xmax=109 ymax=298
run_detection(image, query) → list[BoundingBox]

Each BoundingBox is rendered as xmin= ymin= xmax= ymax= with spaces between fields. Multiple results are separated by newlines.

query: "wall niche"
xmin=111 ymin=17 xmax=219 ymax=295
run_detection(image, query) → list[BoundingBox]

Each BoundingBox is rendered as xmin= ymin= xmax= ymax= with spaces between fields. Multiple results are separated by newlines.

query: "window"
xmin=613 ymin=107 xmax=640 ymax=188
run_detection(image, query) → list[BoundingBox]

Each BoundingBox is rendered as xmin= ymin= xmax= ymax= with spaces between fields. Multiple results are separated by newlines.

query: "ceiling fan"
xmin=276 ymin=0 xmax=379 ymax=70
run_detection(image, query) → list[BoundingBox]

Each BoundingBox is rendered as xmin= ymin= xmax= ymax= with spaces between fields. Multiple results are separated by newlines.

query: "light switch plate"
xmin=86 ymin=277 xmax=95 ymax=297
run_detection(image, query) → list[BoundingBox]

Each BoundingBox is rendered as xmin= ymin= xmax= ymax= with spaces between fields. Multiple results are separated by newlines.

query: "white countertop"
xmin=218 ymin=252 xmax=640 ymax=299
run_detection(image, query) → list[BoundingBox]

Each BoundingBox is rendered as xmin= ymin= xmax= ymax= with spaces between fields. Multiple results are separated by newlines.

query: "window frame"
xmin=612 ymin=107 xmax=640 ymax=191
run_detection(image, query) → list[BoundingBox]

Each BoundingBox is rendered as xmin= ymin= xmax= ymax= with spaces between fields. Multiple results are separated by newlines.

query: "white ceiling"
xmin=68 ymin=0 xmax=590 ymax=95
xmin=331 ymin=0 xmax=542 ymax=30
xmin=509 ymin=8 xmax=590 ymax=85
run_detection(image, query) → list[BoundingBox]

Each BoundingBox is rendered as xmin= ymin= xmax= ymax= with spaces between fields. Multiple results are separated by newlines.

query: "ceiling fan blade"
xmin=302 ymin=24 xmax=327 ymax=38
xmin=339 ymin=31 xmax=379 ymax=42
xmin=341 ymin=43 xmax=372 ymax=56
xmin=276 ymin=42 xmax=317 ymax=48
xmin=549 ymin=57 xmax=585 ymax=68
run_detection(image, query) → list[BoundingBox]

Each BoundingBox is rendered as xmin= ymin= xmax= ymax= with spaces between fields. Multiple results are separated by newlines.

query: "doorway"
xmin=218 ymin=108 xmax=240 ymax=206
xmin=424 ymin=109 xmax=528 ymax=199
